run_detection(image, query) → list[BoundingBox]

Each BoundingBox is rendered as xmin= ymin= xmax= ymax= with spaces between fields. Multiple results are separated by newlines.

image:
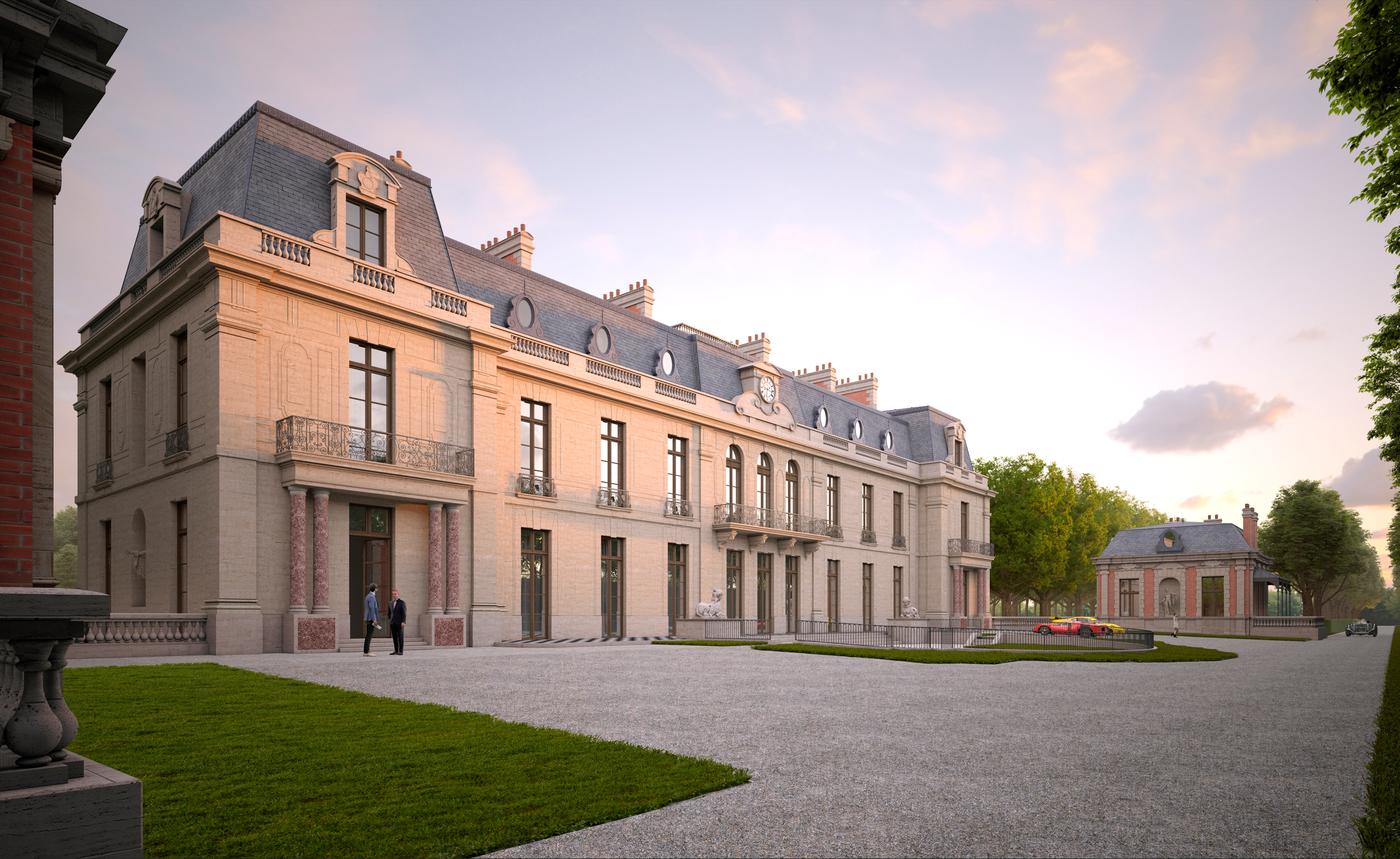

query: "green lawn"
xmin=1355 ymin=630 xmax=1400 ymax=857
xmin=65 ymin=664 xmax=747 ymax=858
xmin=752 ymin=641 xmax=1236 ymax=664
xmin=651 ymin=639 xmax=757 ymax=646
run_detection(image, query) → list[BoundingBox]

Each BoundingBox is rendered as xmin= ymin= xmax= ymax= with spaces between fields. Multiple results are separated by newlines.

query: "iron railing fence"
xmin=516 ymin=473 xmax=556 ymax=497
xmin=164 ymin=424 xmax=189 ymax=457
xmin=597 ymin=487 xmax=631 ymax=509
xmin=663 ymin=497 xmax=692 ymax=517
xmin=95 ymin=458 xmax=113 ymax=485
xmin=949 ymin=538 xmax=996 ymax=555
xmin=712 ymin=503 xmax=838 ymax=538
xmin=275 ymin=416 xmax=474 ymax=477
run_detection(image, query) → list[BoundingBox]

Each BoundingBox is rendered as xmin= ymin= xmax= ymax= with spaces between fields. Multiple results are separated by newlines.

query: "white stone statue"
xmin=695 ymin=587 xmax=725 ymax=619
xmin=900 ymin=598 xmax=920 ymax=619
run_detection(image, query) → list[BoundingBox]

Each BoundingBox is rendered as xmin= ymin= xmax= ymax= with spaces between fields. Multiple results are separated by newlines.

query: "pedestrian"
xmin=389 ymin=588 xmax=407 ymax=655
xmin=363 ymin=583 xmax=381 ymax=656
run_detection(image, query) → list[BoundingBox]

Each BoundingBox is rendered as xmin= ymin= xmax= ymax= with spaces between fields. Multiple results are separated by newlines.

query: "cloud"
xmin=1049 ymin=41 xmax=1136 ymax=118
xmin=1180 ymin=495 xmax=1211 ymax=509
xmin=1195 ymin=332 xmax=1215 ymax=350
xmin=910 ymin=0 xmax=996 ymax=29
xmin=1233 ymin=120 xmax=1330 ymax=161
xmin=1110 ymin=382 xmax=1293 ymax=452
xmin=1288 ymin=327 xmax=1326 ymax=343
xmin=1327 ymin=448 xmax=1397 ymax=507
xmin=1298 ymin=0 xmax=1350 ymax=61
xmin=662 ymin=34 xmax=808 ymax=127
xmin=771 ymin=96 xmax=807 ymax=124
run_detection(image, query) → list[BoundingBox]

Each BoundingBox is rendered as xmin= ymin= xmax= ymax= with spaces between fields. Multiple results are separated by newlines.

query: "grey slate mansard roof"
xmin=120 ymin=102 xmax=975 ymax=467
xmin=1097 ymin=522 xmax=1256 ymax=559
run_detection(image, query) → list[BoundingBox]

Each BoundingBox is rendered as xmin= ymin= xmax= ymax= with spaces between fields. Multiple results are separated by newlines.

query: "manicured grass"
xmin=1355 ymin=630 xmax=1400 ymax=857
xmin=1160 ymin=631 xmax=1308 ymax=642
xmin=651 ymin=639 xmax=756 ymax=646
xmin=752 ymin=641 xmax=1237 ymax=664
xmin=65 ymin=664 xmax=748 ymax=858
xmin=968 ymin=642 xmax=1120 ymax=651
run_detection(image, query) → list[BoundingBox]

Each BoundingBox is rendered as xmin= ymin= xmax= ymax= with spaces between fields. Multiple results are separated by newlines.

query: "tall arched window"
xmin=756 ymin=453 xmax=773 ymax=517
xmin=784 ymin=460 xmax=800 ymax=524
xmin=725 ymin=445 xmax=743 ymax=508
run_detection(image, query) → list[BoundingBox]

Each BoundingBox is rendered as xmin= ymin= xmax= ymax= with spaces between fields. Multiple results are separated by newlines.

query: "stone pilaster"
xmin=287 ymin=487 xmax=307 ymax=611
xmin=312 ymin=489 xmax=329 ymax=611
xmin=428 ymin=502 xmax=444 ymax=611
xmin=445 ymin=504 xmax=461 ymax=611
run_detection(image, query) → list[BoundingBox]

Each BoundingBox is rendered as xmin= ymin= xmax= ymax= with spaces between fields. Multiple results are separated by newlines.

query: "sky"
xmin=57 ymin=0 xmax=1396 ymax=582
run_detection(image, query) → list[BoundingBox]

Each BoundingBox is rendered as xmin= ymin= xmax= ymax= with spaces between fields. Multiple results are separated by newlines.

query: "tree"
xmin=52 ymin=505 xmax=78 ymax=588
xmin=1311 ymin=2 xmax=1400 ymax=499
xmin=1258 ymin=481 xmax=1374 ymax=615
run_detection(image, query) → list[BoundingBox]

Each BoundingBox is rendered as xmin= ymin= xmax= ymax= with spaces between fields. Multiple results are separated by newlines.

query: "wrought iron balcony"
xmin=165 ymin=424 xmax=189 ymax=458
xmin=948 ymin=537 xmax=995 ymax=557
xmin=893 ymin=534 xmax=908 ymax=549
xmin=516 ymin=473 xmax=556 ymax=497
xmin=664 ymin=497 xmax=692 ymax=518
xmin=712 ymin=503 xmax=838 ymax=541
xmin=275 ymin=416 xmax=474 ymax=477
xmin=597 ymin=486 xmax=631 ymax=509
xmin=95 ymin=458 xmax=112 ymax=485
xmin=861 ymin=529 xmax=877 ymax=545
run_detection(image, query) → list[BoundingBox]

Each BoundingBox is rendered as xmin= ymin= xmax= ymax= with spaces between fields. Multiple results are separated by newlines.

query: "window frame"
xmin=757 ymin=453 xmax=773 ymax=513
xmin=826 ymin=559 xmax=840 ymax=629
xmin=861 ymin=483 xmax=874 ymax=532
xmin=784 ymin=460 xmax=800 ymax=519
xmin=826 ymin=475 xmax=840 ymax=526
xmin=599 ymin=418 xmax=625 ymax=492
xmin=666 ymin=435 xmax=688 ymax=502
xmin=348 ymin=341 xmax=393 ymax=463
xmin=1118 ymin=577 xmax=1141 ymax=617
xmin=725 ymin=549 xmax=744 ymax=619
xmin=520 ymin=399 xmax=550 ymax=479
xmin=345 ymin=196 xmax=386 ymax=266
xmin=725 ymin=445 xmax=744 ymax=507
xmin=175 ymin=331 xmax=188 ymax=428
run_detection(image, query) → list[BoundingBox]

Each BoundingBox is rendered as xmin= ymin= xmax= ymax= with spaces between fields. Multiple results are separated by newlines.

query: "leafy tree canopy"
xmin=1258 ymin=480 xmax=1374 ymax=615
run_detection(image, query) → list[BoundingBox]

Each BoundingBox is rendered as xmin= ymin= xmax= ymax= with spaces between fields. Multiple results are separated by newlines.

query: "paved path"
xmin=75 ymin=629 xmax=1392 ymax=857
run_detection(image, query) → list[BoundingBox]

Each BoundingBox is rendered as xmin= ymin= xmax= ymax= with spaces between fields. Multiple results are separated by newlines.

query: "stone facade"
xmin=0 ymin=3 xmax=123 ymax=587
xmin=59 ymin=103 xmax=995 ymax=653
xmin=1093 ymin=505 xmax=1283 ymax=625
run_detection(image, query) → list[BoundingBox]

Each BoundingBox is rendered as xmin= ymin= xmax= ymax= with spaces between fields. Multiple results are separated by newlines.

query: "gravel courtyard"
xmin=78 ymin=629 xmax=1391 ymax=858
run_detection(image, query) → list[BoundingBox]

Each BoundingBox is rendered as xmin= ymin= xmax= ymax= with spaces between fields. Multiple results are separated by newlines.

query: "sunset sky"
xmin=60 ymin=0 xmax=1395 ymax=581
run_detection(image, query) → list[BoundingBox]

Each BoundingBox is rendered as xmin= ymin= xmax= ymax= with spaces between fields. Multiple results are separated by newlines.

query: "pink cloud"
xmin=1049 ymin=41 xmax=1136 ymax=118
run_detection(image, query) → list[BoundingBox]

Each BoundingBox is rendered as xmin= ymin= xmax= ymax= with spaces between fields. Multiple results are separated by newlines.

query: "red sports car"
xmin=1032 ymin=616 xmax=1114 ymax=637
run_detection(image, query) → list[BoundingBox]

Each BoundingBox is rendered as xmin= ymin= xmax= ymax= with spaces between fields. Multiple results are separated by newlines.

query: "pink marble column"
xmin=288 ymin=487 xmax=307 ymax=611
xmin=428 ymin=503 xmax=444 ymax=612
xmin=312 ymin=489 xmax=329 ymax=612
xmin=445 ymin=504 xmax=461 ymax=612
xmin=952 ymin=566 xmax=963 ymax=616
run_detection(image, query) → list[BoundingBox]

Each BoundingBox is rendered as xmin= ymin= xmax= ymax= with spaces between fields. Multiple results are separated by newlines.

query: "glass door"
xmin=785 ymin=556 xmax=800 ymax=633
xmin=756 ymin=554 xmax=773 ymax=634
xmin=349 ymin=504 xmax=393 ymax=638
xmin=521 ymin=529 xmax=549 ymax=640
xmin=601 ymin=536 xmax=625 ymax=638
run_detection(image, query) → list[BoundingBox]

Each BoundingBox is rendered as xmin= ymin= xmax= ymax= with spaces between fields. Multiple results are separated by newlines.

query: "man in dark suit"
xmin=388 ymin=588 xmax=407 ymax=655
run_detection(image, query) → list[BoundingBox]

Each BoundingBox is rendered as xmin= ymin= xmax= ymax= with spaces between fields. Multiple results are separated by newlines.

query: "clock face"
xmin=759 ymin=376 xmax=777 ymax=403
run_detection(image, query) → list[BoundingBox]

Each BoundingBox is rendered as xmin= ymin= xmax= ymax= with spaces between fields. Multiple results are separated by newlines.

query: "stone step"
xmin=336 ymin=637 xmax=429 ymax=653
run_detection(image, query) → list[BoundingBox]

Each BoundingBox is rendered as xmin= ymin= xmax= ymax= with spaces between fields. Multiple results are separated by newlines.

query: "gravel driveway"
xmin=77 ymin=629 xmax=1391 ymax=857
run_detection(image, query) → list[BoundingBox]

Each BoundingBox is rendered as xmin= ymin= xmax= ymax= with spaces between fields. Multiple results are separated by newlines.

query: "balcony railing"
xmin=275 ymin=416 xmax=474 ymax=477
xmin=597 ymin=487 xmax=631 ymax=509
xmin=712 ymin=503 xmax=838 ymax=539
xmin=95 ymin=458 xmax=113 ymax=485
xmin=861 ymin=529 xmax=877 ymax=545
xmin=164 ymin=424 xmax=189 ymax=458
xmin=664 ymin=497 xmax=692 ymax=518
xmin=893 ymin=534 xmax=908 ymax=549
xmin=517 ymin=473 xmax=556 ymax=497
xmin=949 ymin=538 xmax=995 ymax=556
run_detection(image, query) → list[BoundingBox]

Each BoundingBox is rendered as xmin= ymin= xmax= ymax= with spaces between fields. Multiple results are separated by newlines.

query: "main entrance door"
xmin=349 ymin=504 xmax=393 ymax=638
xmin=521 ymin=529 xmax=550 ymax=640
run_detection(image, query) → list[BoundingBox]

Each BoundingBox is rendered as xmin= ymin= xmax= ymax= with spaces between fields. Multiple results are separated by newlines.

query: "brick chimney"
xmin=797 ymin=363 xmax=838 ymax=390
xmin=390 ymin=149 xmax=413 ymax=170
xmin=1204 ymin=514 xmax=1221 ymax=523
xmin=605 ymin=280 xmax=654 ymax=317
xmin=734 ymin=332 xmax=771 ymax=363
xmin=480 ymin=223 xmax=534 ymax=270
xmin=836 ymin=373 xmax=878 ymax=408
xmin=1241 ymin=503 xmax=1258 ymax=549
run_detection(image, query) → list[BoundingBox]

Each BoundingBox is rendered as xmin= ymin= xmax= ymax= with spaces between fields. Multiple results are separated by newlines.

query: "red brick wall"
xmin=0 ymin=122 xmax=35 ymax=586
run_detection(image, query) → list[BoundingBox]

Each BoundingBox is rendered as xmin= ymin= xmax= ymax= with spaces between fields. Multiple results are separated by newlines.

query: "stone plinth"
xmin=0 ymin=754 xmax=142 ymax=859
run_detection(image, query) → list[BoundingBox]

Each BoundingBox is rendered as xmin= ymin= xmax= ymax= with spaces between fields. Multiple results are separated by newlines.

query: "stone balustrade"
xmin=72 ymin=613 xmax=210 ymax=658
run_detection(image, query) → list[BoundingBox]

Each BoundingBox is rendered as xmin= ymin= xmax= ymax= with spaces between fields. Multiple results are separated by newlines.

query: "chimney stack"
xmin=480 ymin=223 xmax=535 ymax=270
xmin=835 ymin=373 xmax=879 ymax=408
xmin=1241 ymin=503 xmax=1258 ymax=549
xmin=605 ymin=279 xmax=654 ymax=318
xmin=390 ymin=150 xmax=413 ymax=170
xmin=1204 ymin=514 xmax=1221 ymax=523
xmin=734 ymin=332 xmax=771 ymax=363
xmin=797 ymin=363 xmax=838 ymax=390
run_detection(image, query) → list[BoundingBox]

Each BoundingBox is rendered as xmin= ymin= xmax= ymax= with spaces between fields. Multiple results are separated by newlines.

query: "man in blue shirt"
xmin=363 ymin=583 xmax=380 ymax=656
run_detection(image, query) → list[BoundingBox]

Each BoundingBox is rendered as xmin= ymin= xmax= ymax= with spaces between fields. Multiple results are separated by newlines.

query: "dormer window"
xmin=1157 ymin=530 xmax=1184 ymax=553
xmin=346 ymin=198 xmax=385 ymax=266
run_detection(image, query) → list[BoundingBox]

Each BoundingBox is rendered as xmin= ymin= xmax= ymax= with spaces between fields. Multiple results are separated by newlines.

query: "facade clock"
xmin=759 ymin=376 xmax=777 ymax=404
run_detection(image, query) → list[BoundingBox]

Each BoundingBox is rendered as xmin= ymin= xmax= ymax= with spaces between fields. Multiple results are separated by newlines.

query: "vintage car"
xmin=1346 ymin=620 xmax=1378 ymax=637
xmin=1033 ymin=616 xmax=1122 ymax=637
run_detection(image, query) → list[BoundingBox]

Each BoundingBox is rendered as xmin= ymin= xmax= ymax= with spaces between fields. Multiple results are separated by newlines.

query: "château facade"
xmin=60 ymin=103 xmax=995 ymax=653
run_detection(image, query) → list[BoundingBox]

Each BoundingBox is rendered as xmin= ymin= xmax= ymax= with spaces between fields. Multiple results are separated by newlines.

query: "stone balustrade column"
xmin=312 ymin=489 xmax=330 ymax=612
xmin=428 ymin=503 xmax=444 ymax=612
xmin=3 ymin=640 xmax=62 ymax=767
xmin=43 ymin=640 xmax=76 ymax=760
xmin=288 ymin=487 xmax=307 ymax=612
xmin=445 ymin=504 xmax=461 ymax=612
xmin=0 ymin=641 xmax=18 ymax=734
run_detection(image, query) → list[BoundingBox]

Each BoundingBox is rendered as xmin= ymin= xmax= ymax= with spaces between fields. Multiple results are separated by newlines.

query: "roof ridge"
xmin=177 ymin=102 xmax=258 ymax=185
xmin=251 ymin=101 xmax=432 ymax=185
